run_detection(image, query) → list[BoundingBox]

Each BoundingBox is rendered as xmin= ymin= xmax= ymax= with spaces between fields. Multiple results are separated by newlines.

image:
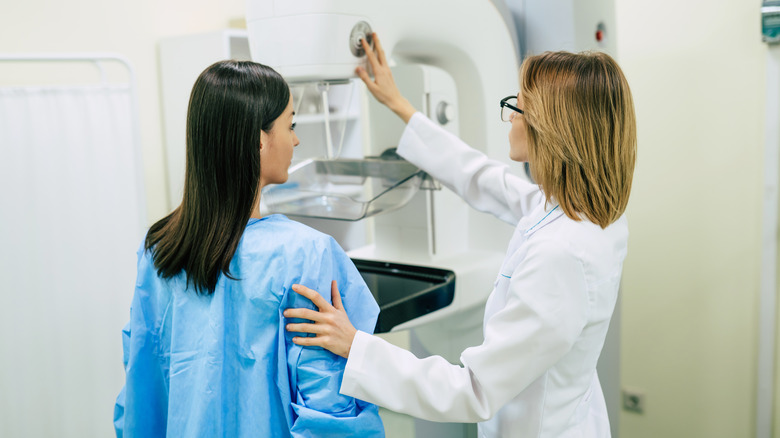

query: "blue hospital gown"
xmin=114 ymin=214 xmax=384 ymax=437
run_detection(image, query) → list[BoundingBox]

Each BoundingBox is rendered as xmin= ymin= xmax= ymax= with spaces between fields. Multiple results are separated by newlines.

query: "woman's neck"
xmin=250 ymin=194 xmax=262 ymax=219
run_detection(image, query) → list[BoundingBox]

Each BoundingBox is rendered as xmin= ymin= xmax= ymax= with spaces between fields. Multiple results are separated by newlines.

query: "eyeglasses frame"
xmin=500 ymin=95 xmax=524 ymax=122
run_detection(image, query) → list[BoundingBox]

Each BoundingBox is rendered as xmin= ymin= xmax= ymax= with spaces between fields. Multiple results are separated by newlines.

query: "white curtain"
xmin=0 ymin=84 xmax=145 ymax=437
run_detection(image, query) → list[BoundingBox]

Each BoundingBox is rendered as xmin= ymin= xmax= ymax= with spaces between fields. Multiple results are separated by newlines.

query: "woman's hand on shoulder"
xmin=284 ymin=281 xmax=357 ymax=359
xmin=355 ymin=33 xmax=416 ymax=123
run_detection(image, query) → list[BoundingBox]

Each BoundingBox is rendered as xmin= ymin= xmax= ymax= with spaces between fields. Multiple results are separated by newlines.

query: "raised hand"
xmin=355 ymin=33 xmax=417 ymax=123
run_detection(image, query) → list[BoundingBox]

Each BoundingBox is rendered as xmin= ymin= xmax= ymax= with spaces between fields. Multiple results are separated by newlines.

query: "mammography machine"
xmin=249 ymin=0 xmax=519 ymax=359
xmin=241 ymin=1 xmax=618 ymax=436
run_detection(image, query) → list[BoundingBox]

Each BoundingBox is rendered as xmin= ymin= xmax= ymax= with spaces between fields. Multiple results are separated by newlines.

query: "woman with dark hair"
xmin=114 ymin=60 xmax=384 ymax=437
xmin=286 ymin=35 xmax=636 ymax=437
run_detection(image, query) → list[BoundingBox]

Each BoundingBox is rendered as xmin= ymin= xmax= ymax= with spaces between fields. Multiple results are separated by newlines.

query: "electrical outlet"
xmin=622 ymin=388 xmax=645 ymax=414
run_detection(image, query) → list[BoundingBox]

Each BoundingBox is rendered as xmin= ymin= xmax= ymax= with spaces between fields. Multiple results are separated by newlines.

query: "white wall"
xmin=0 ymin=2 xmax=245 ymax=437
xmin=615 ymin=1 xmax=768 ymax=437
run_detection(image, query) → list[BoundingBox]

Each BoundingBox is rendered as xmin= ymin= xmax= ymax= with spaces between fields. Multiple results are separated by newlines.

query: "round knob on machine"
xmin=349 ymin=21 xmax=374 ymax=57
xmin=436 ymin=101 xmax=455 ymax=125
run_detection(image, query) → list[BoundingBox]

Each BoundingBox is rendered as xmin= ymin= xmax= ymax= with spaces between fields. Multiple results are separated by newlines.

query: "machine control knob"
xmin=350 ymin=21 xmax=374 ymax=57
xmin=436 ymin=101 xmax=455 ymax=125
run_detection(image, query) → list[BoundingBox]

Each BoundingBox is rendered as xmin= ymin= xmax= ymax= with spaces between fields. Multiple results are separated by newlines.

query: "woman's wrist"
xmin=344 ymin=328 xmax=357 ymax=358
xmin=389 ymin=98 xmax=416 ymax=124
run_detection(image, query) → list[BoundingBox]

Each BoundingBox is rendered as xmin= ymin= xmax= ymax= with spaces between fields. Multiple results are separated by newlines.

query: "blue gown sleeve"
xmin=283 ymin=237 xmax=384 ymax=438
xmin=113 ymin=321 xmax=131 ymax=437
xmin=113 ymin=245 xmax=170 ymax=438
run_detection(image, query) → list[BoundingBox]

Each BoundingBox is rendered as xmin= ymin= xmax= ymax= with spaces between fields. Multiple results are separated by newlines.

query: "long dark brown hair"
xmin=146 ymin=60 xmax=290 ymax=294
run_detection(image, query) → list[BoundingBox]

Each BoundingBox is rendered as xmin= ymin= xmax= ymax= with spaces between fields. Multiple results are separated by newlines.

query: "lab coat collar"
xmin=521 ymin=202 xmax=563 ymax=237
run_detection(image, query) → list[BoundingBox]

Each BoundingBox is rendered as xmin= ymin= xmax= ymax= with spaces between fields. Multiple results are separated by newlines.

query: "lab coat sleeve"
xmin=396 ymin=112 xmax=543 ymax=225
xmin=285 ymin=237 xmax=384 ymax=437
xmin=340 ymin=238 xmax=589 ymax=422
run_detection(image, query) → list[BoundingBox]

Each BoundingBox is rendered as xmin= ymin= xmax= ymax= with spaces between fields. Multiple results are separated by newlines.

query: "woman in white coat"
xmin=284 ymin=34 xmax=637 ymax=437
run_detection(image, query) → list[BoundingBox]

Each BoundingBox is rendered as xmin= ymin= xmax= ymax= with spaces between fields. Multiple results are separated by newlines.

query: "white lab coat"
xmin=340 ymin=113 xmax=627 ymax=438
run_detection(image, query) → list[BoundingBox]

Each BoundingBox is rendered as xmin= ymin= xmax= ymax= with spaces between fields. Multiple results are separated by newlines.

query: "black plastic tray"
xmin=352 ymin=259 xmax=456 ymax=333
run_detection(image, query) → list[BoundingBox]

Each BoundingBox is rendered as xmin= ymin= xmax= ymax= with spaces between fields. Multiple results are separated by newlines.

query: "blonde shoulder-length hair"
xmin=521 ymin=51 xmax=637 ymax=229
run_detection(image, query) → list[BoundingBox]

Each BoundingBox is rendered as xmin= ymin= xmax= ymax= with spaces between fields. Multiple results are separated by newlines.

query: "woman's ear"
xmin=259 ymin=130 xmax=268 ymax=151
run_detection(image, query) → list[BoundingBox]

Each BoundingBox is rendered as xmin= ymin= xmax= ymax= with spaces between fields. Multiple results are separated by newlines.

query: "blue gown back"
xmin=114 ymin=215 xmax=384 ymax=437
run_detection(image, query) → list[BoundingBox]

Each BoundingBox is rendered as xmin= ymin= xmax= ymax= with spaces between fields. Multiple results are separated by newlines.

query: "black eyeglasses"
xmin=500 ymin=95 xmax=523 ymax=122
